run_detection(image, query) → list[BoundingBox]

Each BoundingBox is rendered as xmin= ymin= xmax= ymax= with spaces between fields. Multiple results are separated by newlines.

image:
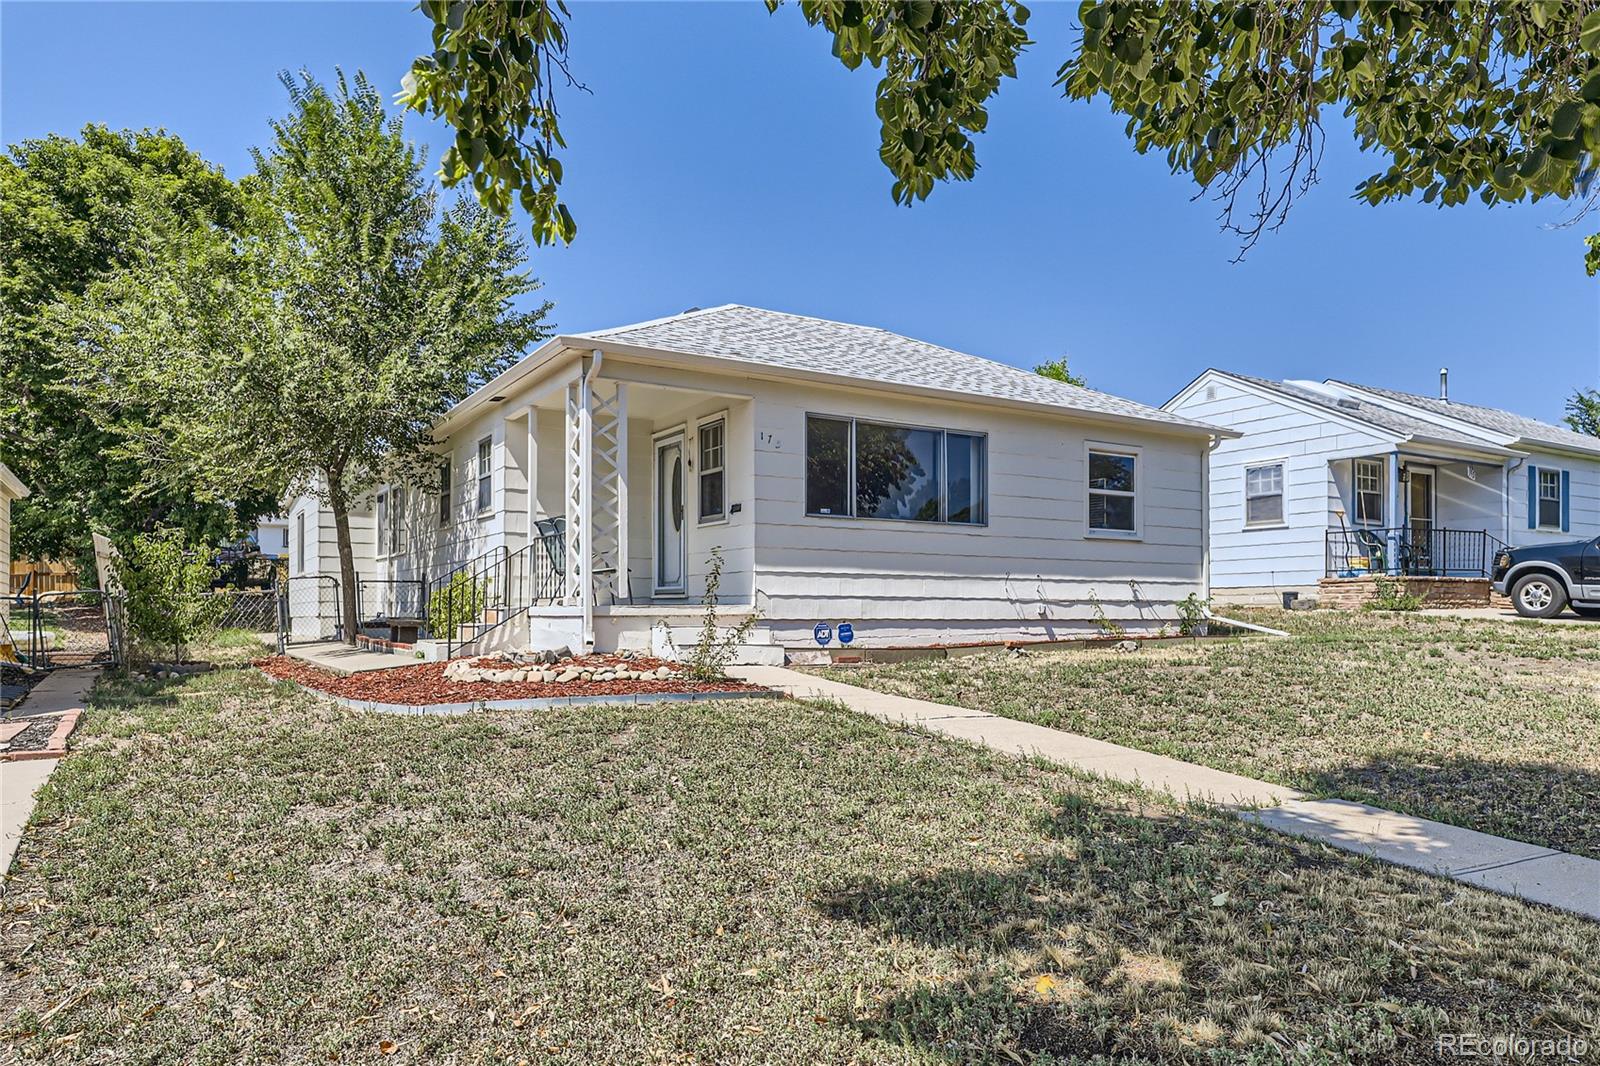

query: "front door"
xmin=654 ymin=435 xmax=686 ymax=594
xmin=1407 ymin=467 xmax=1435 ymax=573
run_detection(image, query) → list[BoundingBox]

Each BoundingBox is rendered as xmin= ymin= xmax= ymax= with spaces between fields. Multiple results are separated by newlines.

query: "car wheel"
xmin=1511 ymin=573 xmax=1567 ymax=619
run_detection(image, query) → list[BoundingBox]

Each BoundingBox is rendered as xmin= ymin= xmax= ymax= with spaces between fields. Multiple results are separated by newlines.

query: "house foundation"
xmin=1316 ymin=575 xmax=1491 ymax=610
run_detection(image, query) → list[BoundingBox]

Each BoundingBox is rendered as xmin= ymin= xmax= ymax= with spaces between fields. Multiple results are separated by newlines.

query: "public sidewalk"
xmin=2 ymin=667 xmax=99 ymax=876
xmin=732 ymin=665 xmax=1600 ymax=921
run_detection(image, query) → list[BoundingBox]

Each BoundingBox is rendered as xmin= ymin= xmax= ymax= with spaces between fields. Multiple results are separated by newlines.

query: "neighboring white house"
xmin=1164 ymin=369 xmax=1600 ymax=604
xmin=285 ymin=305 xmax=1232 ymax=654
xmin=0 ymin=462 xmax=30 ymax=622
xmin=252 ymin=516 xmax=291 ymax=560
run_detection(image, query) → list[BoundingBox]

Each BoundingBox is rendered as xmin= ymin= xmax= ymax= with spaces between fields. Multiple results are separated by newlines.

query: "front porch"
xmin=344 ymin=352 xmax=757 ymax=660
xmin=1323 ymin=449 xmax=1510 ymax=581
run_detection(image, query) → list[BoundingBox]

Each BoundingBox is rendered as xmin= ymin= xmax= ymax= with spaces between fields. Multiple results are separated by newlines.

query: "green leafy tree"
xmin=1033 ymin=357 xmax=1086 ymax=387
xmin=1566 ymin=388 xmax=1600 ymax=436
xmin=116 ymin=528 xmax=227 ymax=663
xmin=409 ymin=2 xmax=1600 ymax=272
xmin=61 ymin=71 xmax=551 ymax=642
xmin=0 ymin=127 xmax=274 ymax=575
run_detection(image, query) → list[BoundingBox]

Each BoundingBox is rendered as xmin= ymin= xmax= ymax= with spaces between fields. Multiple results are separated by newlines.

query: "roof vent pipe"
xmin=1439 ymin=367 xmax=1449 ymax=402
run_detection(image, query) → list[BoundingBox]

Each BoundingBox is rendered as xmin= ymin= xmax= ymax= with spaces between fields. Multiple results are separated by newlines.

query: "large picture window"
xmin=698 ymin=419 xmax=725 ymax=522
xmin=1244 ymin=462 xmax=1285 ymax=527
xmin=1353 ymin=459 xmax=1384 ymax=525
xmin=1087 ymin=449 xmax=1137 ymax=533
xmin=1538 ymin=468 xmax=1563 ymax=529
xmin=804 ymin=414 xmax=986 ymax=524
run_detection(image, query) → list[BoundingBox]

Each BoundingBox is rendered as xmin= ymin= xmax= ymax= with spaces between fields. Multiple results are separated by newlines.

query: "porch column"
xmin=1385 ymin=451 xmax=1402 ymax=575
xmin=564 ymin=369 xmax=593 ymax=622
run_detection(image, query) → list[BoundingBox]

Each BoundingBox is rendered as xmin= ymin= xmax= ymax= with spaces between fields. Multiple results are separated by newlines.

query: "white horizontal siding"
xmin=748 ymin=378 xmax=1208 ymax=637
xmin=1508 ymin=451 xmax=1600 ymax=546
xmin=1168 ymin=375 xmax=1393 ymax=589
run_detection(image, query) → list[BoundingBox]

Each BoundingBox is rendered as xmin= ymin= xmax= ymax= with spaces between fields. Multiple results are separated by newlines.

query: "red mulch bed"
xmin=254 ymin=653 xmax=769 ymax=706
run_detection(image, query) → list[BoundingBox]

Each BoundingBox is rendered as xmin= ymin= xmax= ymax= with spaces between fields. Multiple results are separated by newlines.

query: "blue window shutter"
xmin=1528 ymin=467 xmax=1538 ymax=529
xmin=1562 ymin=470 xmax=1571 ymax=532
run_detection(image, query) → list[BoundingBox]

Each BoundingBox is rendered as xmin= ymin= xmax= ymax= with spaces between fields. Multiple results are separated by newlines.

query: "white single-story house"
xmin=0 ymin=462 xmax=30 ymax=622
xmin=252 ymin=516 xmax=290 ymax=560
xmin=1164 ymin=369 xmax=1600 ymax=605
xmin=284 ymin=305 xmax=1232 ymax=655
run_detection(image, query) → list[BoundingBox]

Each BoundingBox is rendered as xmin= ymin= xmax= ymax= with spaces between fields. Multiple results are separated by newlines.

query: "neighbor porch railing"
xmin=1325 ymin=527 xmax=1507 ymax=579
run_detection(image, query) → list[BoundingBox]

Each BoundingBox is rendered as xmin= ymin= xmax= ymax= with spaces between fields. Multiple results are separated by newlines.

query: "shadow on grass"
xmin=1300 ymin=752 xmax=1600 ymax=861
xmin=814 ymin=794 xmax=1593 ymax=1063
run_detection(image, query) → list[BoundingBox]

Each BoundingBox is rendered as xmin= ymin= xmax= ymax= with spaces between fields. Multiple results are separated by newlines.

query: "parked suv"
xmin=1492 ymin=537 xmax=1600 ymax=619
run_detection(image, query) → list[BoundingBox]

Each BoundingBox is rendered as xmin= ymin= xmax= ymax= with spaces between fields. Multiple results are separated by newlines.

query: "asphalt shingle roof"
xmin=1215 ymin=372 xmax=1500 ymax=451
xmin=1328 ymin=381 xmax=1600 ymax=457
xmin=570 ymin=304 xmax=1222 ymax=434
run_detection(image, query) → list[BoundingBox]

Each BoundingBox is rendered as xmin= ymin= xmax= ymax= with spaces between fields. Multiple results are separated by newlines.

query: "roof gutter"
xmin=0 ymin=462 xmax=30 ymax=499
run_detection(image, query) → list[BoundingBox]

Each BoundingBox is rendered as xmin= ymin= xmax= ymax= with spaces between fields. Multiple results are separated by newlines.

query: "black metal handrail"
xmin=1325 ymin=526 xmax=1507 ymax=579
xmin=435 ymin=530 xmax=568 ymax=659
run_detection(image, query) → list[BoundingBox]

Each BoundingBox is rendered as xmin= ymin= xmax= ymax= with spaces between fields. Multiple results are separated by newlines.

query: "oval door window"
xmin=671 ymin=456 xmax=684 ymax=530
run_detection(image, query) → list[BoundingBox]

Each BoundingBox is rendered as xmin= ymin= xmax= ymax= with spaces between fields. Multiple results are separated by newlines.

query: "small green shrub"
xmin=428 ymin=570 xmax=485 ymax=636
xmin=686 ymin=546 xmax=759 ymax=681
xmin=116 ymin=528 xmax=227 ymax=663
xmin=1088 ymin=591 xmax=1125 ymax=639
xmin=1367 ymin=575 xmax=1423 ymax=612
xmin=1175 ymin=593 xmax=1209 ymax=636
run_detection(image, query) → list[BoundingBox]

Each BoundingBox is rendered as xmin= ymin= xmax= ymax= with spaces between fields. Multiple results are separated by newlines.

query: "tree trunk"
xmin=328 ymin=485 xmax=360 ymax=646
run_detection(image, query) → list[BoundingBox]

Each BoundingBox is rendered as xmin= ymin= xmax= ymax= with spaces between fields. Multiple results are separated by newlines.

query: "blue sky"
xmin=4 ymin=1 xmax=1596 ymax=420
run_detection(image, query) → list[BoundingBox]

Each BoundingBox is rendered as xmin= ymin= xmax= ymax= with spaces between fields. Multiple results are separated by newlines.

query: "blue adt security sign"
xmin=813 ymin=623 xmax=833 ymax=646
xmin=837 ymin=623 xmax=854 ymax=645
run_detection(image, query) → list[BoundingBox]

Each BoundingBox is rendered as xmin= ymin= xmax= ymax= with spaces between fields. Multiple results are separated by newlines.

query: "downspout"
xmin=1202 ymin=434 xmax=1218 ymax=602
xmin=1385 ymin=450 xmax=1402 ymax=575
xmin=1503 ymin=456 xmax=1525 ymax=545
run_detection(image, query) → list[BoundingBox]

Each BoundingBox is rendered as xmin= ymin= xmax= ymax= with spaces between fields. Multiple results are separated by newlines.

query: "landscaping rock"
xmin=555 ymin=669 xmax=580 ymax=683
xmin=1114 ymin=640 xmax=1140 ymax=653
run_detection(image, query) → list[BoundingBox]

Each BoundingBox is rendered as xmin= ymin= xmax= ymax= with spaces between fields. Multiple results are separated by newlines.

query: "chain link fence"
xmin=206 ymin=589 xmax=279 ymax=633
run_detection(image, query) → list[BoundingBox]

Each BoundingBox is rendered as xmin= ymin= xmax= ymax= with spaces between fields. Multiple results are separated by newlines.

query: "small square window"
xmin=1538 ymin=469 xmax=1562 ymax=529
xmin=1353 ymin=459 xmax=1384 ymax=525
xmin=438 ymin=460 xmax=452 ymax=527
xmin=1088 ymin=450 xmax=1137 ymax=533
xmin=1244 ymin=462 xmax=1285 ymax=527
xmin=476 ymin=438 xmax=493 ymax=514
xmin=698 ymin=419 xmax=725 ymax=522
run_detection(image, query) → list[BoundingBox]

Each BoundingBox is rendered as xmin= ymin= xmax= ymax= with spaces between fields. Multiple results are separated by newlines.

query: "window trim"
xmin=802 ymin=412 xmax=989 ymax=527
xmin=475 ymin=436 xmax=493 ymax=516
xmin=438 ymin=459 xmax=453 ymax=528
xmin=295 ymin=512 xmax=306 ymax=574
xmin=1536 ymin=467 xmax=1564 ymax=530
xmin=696 ymin=413 xmax=728 ymax=525
xmin=1242 ymin=459 xmax=1288 ymax=530
xmin=1085 ymin=442 xmax=1142 ymax=540
xmin=375 ymin=491 xmax=388 ymax=559
xmin=1352 ymin=458 xmax=1385 ymax=527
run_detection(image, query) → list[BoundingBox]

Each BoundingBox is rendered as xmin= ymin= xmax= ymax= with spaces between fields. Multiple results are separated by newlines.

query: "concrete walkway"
xmin=733 ymin=665 xmax=1600 ymax=921
xmin=2 ymin=667 xmax=100 ymax=875
xmin=286 ymin=640 xmax=416 ymax=676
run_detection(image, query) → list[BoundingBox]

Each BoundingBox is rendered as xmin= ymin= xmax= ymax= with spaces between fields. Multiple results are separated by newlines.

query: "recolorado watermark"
xmin=1437 ymin=1032 xmax=1589 ymax=1059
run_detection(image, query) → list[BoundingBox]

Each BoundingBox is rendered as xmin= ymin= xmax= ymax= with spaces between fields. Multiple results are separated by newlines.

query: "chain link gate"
xmin=277 ymin=575 xmax=343 ymax=652
xmin=12 ymin=589 xmax=115 ymax=670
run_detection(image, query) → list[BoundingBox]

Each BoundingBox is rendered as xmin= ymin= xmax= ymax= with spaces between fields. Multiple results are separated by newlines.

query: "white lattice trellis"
xmin=563 ymin=360 xmax=629 ymax=639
